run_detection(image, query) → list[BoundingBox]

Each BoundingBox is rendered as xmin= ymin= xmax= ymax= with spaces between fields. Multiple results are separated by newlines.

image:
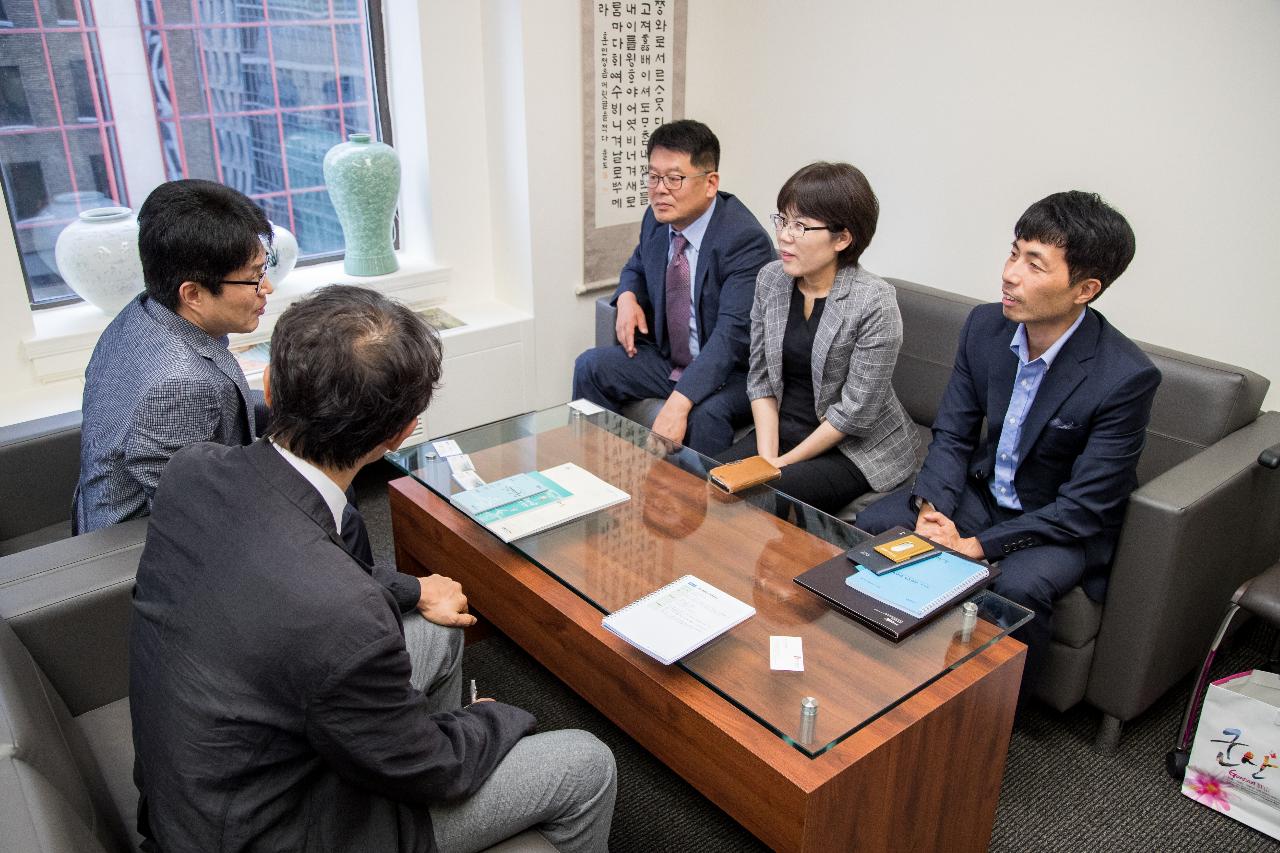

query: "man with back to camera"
xmin=74 ymin=179 xmax=439 ymax=629
xmin=129 ymin=285 xmax=617 ymax=853
xmin=857 ymin=191 xmax=1161 ymax=692
xmin=572 ymin=119 xmax=775 ymax=455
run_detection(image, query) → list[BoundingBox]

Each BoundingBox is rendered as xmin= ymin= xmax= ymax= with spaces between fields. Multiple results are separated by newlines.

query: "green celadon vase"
xmin=323 ymin=132 xmax=400 ymax=276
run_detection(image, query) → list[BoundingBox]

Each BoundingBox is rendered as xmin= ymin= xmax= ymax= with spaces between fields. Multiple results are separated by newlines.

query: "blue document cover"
xmin=467 ymin=473 xmax=572 ymax=524
xmin=448 ymin=463 xmax=631 ymax=544
xmin=845 ymin=552 xmax=989 ymax=619
xmin=451 ymin=473 xmax=549 ymax=515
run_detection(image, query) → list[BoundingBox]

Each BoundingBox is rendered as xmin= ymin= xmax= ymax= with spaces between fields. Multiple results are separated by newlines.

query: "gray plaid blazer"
xmin=74 ymin=293 xmax=255 ymax=533
xmin=746 ymin=260 xmax=918 ymax=491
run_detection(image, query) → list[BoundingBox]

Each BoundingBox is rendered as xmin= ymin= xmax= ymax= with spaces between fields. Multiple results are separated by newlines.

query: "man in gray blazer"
xmin=130 ymin=286 xmax=616 ymax=852
xmin=572 ymin=120 xmax=775 ymax=455
xmin=74 ymin=179 xmax=274 ymax=533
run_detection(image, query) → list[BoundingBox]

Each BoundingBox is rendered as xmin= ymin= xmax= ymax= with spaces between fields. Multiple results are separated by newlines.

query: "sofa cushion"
xmin=1034 ymin=638 xmax=1095 ymax=713
xmin=0 ymin=756 xmax=111 ymax=853
xmin=0 ymin=619 xmax=98 ymax=831
xmin=76 ymin=699 xmax=140 ymax=852
xmin=1051 ymin=587 xmax=1104 ymax=648
xmin=0 ymin=522 xmax=74 ymax=559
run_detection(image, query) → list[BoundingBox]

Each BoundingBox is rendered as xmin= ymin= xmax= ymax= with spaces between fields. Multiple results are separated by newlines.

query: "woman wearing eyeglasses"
xmin=717 ymin=162 xmax=918 ymax=514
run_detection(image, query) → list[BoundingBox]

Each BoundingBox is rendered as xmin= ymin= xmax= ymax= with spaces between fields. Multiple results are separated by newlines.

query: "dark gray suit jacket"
xmin=614 ymin=191 xmax=775 ymax=404
xmin=130 ymin=439 xmax=534 ymax=853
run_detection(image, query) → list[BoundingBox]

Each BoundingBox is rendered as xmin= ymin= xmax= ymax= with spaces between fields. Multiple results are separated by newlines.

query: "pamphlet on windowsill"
xmin=449 ymin=462 xmax=629 ymax=543
xmin=603 ymin=575 xmax=755 ymax=665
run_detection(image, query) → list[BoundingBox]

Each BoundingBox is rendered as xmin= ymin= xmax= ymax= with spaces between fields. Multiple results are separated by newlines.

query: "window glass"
xmin=139 ymin=0 xmax=384 ymax=258
xmin=0 ymin=0 xmax=123 ymax=304
xmin=1 ymin=0 xmax=387 ymax=307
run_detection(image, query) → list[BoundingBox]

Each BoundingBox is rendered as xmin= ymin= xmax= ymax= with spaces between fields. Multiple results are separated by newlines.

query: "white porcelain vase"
xmin=53 ymin=207 xmax=144 ymax=316
xmin=35 ymin=191 xmax=111 ymax=276
xmin=266 ymin=221 xmax=298 ymax=285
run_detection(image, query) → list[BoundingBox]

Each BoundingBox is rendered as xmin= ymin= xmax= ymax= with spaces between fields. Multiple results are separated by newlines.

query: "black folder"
xmin=794 ymin=552 xmax=999 ymax=641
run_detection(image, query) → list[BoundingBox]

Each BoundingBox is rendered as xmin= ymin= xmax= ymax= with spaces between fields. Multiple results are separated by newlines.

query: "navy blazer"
xmin=130 ymin=439 xmax=534 ymax=852
xmin=912 ymin=303 xmax=1161 ymax=570
xmin=613 ymin=191 xmax=774 ymax=404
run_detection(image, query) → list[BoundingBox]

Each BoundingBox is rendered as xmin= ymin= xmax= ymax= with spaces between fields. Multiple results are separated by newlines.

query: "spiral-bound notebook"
xmin=795 ymin=551 xmax=998 ymax=641
xmin=602 ymin=575 xmax=755 ymax=665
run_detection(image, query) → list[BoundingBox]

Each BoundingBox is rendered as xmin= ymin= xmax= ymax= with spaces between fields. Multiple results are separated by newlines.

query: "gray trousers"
xmin=402 ymin=615 xmax=617 ymax=853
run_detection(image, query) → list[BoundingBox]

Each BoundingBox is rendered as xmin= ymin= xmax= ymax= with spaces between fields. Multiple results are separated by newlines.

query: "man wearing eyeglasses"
xmin=573 ymin=119 xmax=775 ymax=455
xmin=74 ymin=179 xmax=276 ymax=534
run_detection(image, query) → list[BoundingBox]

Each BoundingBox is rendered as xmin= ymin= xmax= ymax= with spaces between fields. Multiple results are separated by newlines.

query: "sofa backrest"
xmin=0 ymin=410 xmax=82 ymax=544
xmin=887 ymin=278 xmax=979 ymax=430
xmin=885 ymin=278 xmax=1270 ymax=487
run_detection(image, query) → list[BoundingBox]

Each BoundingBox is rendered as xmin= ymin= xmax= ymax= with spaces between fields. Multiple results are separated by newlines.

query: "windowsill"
xmin=21 ymin=254 xmax=452 ymax=384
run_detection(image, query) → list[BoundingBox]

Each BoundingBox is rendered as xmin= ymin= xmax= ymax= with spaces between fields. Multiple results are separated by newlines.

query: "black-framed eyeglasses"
xmin=218 ymin=246 xmax=278 ymax=295
xmin=645 ymin=170 xmax=713 ymax=190
xmin=769 ymin=213 xmax=842 ymax=240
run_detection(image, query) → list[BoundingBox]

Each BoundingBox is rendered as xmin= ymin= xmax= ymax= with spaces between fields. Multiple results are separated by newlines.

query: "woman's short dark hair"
xmin=1014 ymin=191 xmax=1135 ymax=300
xmin=138 ymin=179 xmax=272 ymax=311
xmin=646 ymin=119 xmax=720 ymax=171
xmin=266 ymin=286 xmax=443 ymax=470
xmin=776 ymin=162 xmax=878 ymax=268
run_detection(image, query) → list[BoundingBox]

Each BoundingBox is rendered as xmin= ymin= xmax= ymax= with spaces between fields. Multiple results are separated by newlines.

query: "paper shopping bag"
xmin=1182 ymin=670 xmax=1280 ymax=840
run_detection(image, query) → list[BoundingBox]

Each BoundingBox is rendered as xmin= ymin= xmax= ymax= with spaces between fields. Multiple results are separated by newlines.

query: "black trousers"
xmin=718 ymin=432 xmax=870 ymax=516
xmin=571 ymin=341 xmax=750 ymax=456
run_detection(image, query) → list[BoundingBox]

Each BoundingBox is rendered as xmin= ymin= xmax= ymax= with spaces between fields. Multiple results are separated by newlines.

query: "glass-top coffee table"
xmin=386 ymin=405 xmax=1031 ymax=852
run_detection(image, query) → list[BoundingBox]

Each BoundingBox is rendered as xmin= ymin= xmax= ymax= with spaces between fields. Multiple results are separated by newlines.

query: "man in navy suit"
xmin=858 ymin=191 xmax=1161 ymax=689
xmin=572 ymin=120 xmax=775 ymax=455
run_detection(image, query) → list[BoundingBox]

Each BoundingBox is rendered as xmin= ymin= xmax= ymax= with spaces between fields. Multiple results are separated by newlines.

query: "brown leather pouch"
xmin=708 ymin=455 xmax=782 ymax=493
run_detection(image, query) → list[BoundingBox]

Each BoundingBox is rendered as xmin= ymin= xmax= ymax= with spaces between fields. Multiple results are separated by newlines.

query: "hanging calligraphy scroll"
xmin=579 ymin=0 xmax=687 ymax=294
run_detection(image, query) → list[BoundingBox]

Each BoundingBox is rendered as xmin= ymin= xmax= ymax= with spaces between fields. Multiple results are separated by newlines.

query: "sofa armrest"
xmin=595 ymin=296 xmax=619 ymax=349
xmin=0 ymin=518 xmax=147 ymax=715
xmin=1086 ymin=410 xmax=1280 ymax=721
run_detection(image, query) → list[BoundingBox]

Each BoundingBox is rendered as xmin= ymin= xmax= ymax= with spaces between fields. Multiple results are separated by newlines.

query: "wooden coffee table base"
xmin=391 ymin=477 xmax=1024 ymax=853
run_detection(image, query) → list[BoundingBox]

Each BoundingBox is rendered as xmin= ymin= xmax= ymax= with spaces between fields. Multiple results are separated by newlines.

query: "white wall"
xmin=684 ymin=0 xmax=1280 ymax=406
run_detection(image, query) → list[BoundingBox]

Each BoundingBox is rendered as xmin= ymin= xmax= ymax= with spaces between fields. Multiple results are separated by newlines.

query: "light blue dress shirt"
xmin=990 ymin=309 xmax=1087 ymax=510
xmin=667 ymin=196 xmax=716 ymax=360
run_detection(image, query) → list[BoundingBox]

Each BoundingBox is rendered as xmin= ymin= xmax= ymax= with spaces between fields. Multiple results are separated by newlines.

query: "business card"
xmin=452 ymin=469 xmax=486 ymax=490
xmin=432 ymin=439 xmax=463 ymax=457
xmin=769 ymin=635 xmax=804 ymax=671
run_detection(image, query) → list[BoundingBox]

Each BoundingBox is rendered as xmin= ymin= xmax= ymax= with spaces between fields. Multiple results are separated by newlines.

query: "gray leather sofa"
xmin=595 ymin=280 xmax=1280 ymax=749
xmin=0 ymin=421 xmax=554 ymax=851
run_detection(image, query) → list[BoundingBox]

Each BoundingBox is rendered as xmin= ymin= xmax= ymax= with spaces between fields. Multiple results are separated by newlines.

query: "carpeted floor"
xmin=357 ymin=462 xmax=1278 ymax=852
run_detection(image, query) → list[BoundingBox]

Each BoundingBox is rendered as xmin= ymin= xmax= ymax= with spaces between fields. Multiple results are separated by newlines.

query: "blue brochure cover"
xmin=451 ymin=472 xmax=550 ymax=515
xmin=467 ymin=473 xmax=572 ymax=524
xmin=845 ymin=552 xmax=989 ymax=619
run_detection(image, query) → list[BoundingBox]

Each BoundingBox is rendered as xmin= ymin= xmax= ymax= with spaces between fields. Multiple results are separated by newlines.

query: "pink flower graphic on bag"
xmin=1186 ymin=769 xmax=1232 ymax=811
